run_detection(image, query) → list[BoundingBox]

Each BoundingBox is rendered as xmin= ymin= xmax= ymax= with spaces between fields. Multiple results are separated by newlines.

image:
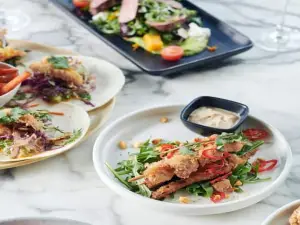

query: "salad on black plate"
xmin=73 ymin=0 xmax=214 ymax=61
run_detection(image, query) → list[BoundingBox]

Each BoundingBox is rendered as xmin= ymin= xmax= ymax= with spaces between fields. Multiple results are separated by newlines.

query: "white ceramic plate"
xmin=93 ymin=104 xmax=292 ymax=215
xmin=0 ymin=102 xmax=90 ymax=162
xmin=262 ymin=200 xmax=300 ymax=225
xmin=20 ymin=55 xmax=125 ymax=112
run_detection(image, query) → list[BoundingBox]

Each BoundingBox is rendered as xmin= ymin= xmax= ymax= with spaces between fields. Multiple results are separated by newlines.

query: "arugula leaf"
xmin=132 ymin=156 xmax=152 ymax=197
xmin=64 ymin=129 xmax=82 ymax=145
xmin=105 ymin=162 xmax=133 ymax=189
xmin=186 ymin=182 xmax=213 ymax=197
xmin=179 ymin=146 xmax=195 ymax=155
xmin=47 ymin=56 xmax=69 ymax=69
xmin=136 ymin=140 xmax=160 ymax=164
xmin=236 ymin=140 xmax=264 ymax=156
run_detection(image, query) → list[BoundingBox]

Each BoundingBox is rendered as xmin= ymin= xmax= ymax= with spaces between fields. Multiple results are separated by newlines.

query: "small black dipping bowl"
xmin=180 ymin=96 xmax=249 ymax=136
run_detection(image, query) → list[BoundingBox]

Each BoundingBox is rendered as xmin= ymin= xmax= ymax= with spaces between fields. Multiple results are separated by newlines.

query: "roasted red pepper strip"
xmin=242 ymin=128 xmax=269 ymax=141
xmin=256 ymin=159 xmax=278 ymax=172
xmin=210 ymin=192 xmax=226 ymax=203
xmin=210 ymin=172 xmax=232 ymax=184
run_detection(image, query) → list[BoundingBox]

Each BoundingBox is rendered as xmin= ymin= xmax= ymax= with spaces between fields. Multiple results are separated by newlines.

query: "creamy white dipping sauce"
xmin=188 ymin=107 xmax=240 ymax=129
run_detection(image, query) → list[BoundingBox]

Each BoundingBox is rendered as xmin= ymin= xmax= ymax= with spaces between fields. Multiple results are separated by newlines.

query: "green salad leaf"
xmin=186 ymin=182 xmax=213 ymax=197
xmin=47 ymin=56 xmax=69 ymax=69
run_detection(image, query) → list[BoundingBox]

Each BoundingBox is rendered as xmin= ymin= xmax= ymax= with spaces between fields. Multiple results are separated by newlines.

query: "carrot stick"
xmin=27 ymin=103 xmax=39 ymax=108
xmin=49 ymin=111 xmax=64 ymax=116
xmin=0 ymin=71 xmax=31 ymax=95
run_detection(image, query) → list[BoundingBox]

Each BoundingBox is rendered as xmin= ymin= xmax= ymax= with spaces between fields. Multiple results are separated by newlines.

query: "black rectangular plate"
xmin=50 ymin=0 xmax=253 ymax=76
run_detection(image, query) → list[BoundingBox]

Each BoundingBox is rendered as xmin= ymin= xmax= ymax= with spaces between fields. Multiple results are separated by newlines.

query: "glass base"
xmin=0 ymin=9 xmax=30 ymax=32
xmin=256 ymin=26 xmax=300 ymax=52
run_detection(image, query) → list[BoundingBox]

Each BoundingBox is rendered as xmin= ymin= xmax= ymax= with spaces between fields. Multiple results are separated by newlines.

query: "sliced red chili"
xmin=243 ymin=128 xmax=269 ymax=141
xmin=210 ymin=192 xmax=226 ymax=203
xmin=160 ymin=144 xmax=174 ymax=151
xmin=202 ymin=149 xmax=230 ymax=160
xmin=166 ymin=151 xmax=176 ymax=159
xmin=256 ymin=159 xmax=278 ymax=172
xmin=210 ymin=172 xmax=232 ymax=184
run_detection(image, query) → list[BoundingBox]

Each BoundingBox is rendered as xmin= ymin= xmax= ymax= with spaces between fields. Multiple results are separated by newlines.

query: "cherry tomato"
xmin=242 ymin=128 xmax=269 ymax=141
xmin=73 ymin=0 xmax=90 ymax=8
xmin=210 ymin=192 xmax=226 ymax=203
xmin=161 ymin=46 xmax=184 ymax=61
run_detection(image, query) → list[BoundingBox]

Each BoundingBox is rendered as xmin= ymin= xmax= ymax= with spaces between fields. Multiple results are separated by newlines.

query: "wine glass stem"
xmin=277 ymin=0 xmax=290 ymax=34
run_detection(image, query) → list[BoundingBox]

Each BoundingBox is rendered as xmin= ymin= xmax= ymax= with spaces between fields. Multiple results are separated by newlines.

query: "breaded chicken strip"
xmin=151 ymin=162 xmax=234 ymax=200
xmin=212 ymin=179 xmax=233 ymax=193
xmin=0 ymin=47 xmax=26 ymax=62
xmin=290 ymin=206 xmax=300 ymax=225
xmin=29 ymin=57 xmax=83 ymax=86
xmin=143 ymin=161 xmax=174 ymax=189
xmin=18 ymin=114 xmax=43 ymax=131
xmin=0 ymin=124 xmax=12 ymax=136
xmin=167 ymin=155 xmax=199 ymax=179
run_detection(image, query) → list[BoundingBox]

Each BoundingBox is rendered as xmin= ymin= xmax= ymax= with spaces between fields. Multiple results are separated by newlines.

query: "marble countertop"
xmin=0 ymin=0 xmax=299 ymax=224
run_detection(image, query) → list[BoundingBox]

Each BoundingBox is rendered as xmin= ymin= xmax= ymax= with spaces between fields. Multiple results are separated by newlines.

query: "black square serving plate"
xmin=50 ymin=0 xmax=253 ymax=76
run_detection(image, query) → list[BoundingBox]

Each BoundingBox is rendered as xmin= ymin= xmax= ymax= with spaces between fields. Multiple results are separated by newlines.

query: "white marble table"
xmin=0 ymin=0 xmax=299 ymax=224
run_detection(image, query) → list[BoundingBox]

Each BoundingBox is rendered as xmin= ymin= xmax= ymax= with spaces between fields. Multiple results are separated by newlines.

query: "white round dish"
xmin=93 ymin=104 xmax=293 ymax=215
xmin=20 ymin=55 xmax=125 ymax=112
xmin=0 ymin=62 xmax=21 ymax=107
xmin=0 ymin=217 xmax=89 ymax=225
xmin=0 ymin=102 xmax=90 ymax=162
xmin=262 ymin=199 xmax=300 ymax=225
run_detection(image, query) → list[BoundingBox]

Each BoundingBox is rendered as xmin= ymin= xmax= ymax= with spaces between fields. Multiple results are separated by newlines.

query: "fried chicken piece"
xmin=0 ymin=47 xmax=26 ymax=62
xmin=18 ymin=114 xmax=43 ymax=131
xmin=0 ymin=124 xmax=12 ymax=136
xmin=143 ymin=161 xmax=174 ymax=189
xmin=223 ymin=142 xmax=244 ymax=153
xmin=167 ymin=155 xmax=199 ymax=179
xmin=151 ymin=161 xmax=234 ymax=200
xmin=212 ymin=179 xmax=233 ymax=193
xmin=29 ymin=57 xmax=83 ymax=86
xmin=290 ymin=206 xmax=300 ymax=225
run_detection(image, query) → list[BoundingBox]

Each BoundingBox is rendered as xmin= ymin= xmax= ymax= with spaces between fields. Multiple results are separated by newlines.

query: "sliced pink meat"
xmin=89 ymin=0 xmax=120 ymax=15
xmin=146 ymin=16 xmax=186 ymax=32
xmin=90 ymin=0 xmax=109 ymax=8
xmin=118 ymin=0 xmax=139 ymax=23
xmin=155 ymin=0 xmax=183 ymax=9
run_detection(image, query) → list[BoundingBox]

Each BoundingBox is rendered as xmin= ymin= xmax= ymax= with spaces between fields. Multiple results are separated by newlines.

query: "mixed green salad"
xmin=73 ymin=0 xmax=214 ymax=61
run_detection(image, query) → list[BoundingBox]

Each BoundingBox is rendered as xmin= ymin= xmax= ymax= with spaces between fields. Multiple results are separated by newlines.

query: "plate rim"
xmin=0 ymin=216 xmax=90 ymax=225
xmin=93 ymin=104 xmax=293 ymax=212
xmin=261 ymin=199 xmax=300 ymax=225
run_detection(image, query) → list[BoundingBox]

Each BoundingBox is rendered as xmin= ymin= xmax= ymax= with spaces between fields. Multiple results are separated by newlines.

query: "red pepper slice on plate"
xmin=210 ymin=172 xmax=232 ymax=184
xmin=242 ymin=128 xmax=269 ymax=141
xmin=73 ymin=0 xmax=90 ymax=8
xmin=210 ymin=192 xmax=226 ymax=203
xmin=255 ymin=159 xmax=278 ymax=172
xmin=160 ymin=144 xmax=177 ymax=159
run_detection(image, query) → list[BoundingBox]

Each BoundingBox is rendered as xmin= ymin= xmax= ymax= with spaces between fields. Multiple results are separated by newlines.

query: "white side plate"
xmin=0 ymin=102 xmax=90 ymax=162
xmin=262 ymin=199 xmax=300 ymax=225
xmin=93 ymin=105 xmax=293 ymax=215
xmin=20 ymin=55 xmax=125 ymax=112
